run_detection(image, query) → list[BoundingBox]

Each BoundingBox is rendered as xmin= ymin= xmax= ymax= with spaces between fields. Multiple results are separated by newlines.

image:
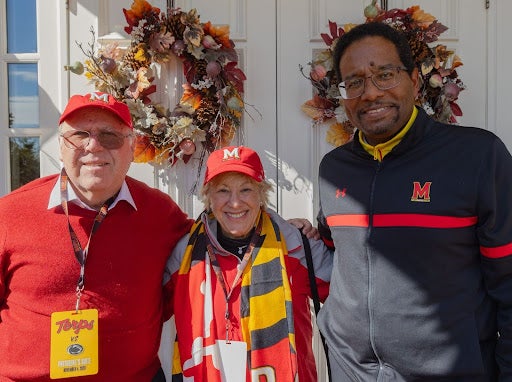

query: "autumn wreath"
xmin=77 ymin=0 xmax=246 ymax=165
xmin=300 ymin=2 xmax=465 ymax=147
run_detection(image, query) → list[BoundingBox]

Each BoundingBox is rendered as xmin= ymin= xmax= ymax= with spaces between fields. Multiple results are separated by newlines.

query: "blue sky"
xmin=7 ymin=0 xmax=38 ymax=128
xmin=7 ymin=0 xmax=37 ymax=53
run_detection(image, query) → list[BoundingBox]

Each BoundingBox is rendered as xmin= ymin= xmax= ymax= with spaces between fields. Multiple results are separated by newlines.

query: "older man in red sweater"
xmin=0 ymin=92 xmax=193 ymax=381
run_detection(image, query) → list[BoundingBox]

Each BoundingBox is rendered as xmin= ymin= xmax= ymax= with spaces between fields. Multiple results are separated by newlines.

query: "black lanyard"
xmin=60 ymin=169 xmax=109 ymax=312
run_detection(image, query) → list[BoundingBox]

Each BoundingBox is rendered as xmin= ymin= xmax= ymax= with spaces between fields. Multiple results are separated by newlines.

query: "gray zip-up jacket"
xmin=317 ymin=108 xmax=512 ymax=381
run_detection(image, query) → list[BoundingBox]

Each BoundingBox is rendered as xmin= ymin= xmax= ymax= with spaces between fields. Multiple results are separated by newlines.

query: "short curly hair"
xmin=333 ymin=22 xmax=415 ymax=83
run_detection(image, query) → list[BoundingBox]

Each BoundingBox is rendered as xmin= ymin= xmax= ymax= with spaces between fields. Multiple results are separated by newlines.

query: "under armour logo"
xmin=336 ymin=188 xmax=347 ymax=198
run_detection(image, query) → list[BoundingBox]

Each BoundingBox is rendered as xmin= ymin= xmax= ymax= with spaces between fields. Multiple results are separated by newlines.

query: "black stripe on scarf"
xmin=250 ymin=316 xmax=293 ymax=349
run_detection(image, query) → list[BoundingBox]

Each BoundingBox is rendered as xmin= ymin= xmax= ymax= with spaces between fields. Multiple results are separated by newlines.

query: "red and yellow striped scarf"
xmin=173 ymin=210 xmax=297 ymax=381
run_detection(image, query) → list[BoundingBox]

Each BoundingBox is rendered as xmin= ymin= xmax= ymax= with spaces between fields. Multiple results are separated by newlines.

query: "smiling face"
xmin=339 ymin=36 xmax=419 ymax=146
xmin=207 ymin=172 xmax=263 ymax=239
xmin=59 ymin=108 xmax=134 ymax=208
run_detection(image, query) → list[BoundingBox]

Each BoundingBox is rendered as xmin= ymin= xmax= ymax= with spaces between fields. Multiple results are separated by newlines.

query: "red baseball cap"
xmin=204 ymin=146 xmax=265 ymax=184
xmin=59 ymin=92 xmax=133 ymax=129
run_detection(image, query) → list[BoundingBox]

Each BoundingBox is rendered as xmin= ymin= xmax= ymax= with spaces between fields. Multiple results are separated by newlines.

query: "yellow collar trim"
xmin=359 ymin=106 xmax=418 ymax=161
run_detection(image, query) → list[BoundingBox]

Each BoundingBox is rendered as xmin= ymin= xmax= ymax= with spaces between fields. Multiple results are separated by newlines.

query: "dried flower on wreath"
xmin=76 ymin=0 xmax=247 ymax=165
xmin=300 ymin=2 xmax=465 ymax=147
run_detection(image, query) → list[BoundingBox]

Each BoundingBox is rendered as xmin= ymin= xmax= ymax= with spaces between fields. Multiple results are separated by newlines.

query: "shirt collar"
xmin=359 ymin=106 xmax=418 ymax=161
xmin=48 ymin=175 xmax=137 ymax=211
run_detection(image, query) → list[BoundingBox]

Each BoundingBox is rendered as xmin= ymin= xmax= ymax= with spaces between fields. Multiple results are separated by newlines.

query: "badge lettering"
xmin=411 ymin=181 xmax=432 ymax=202
xmin=50 ymin=309 xmax=98 ymax=378
xmin=55 ymin=318 xmax=95 ymax=334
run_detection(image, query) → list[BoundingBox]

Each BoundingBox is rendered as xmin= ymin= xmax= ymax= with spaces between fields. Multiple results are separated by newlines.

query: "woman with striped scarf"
xmin=164 ymin=146 xmax=333 ymax=381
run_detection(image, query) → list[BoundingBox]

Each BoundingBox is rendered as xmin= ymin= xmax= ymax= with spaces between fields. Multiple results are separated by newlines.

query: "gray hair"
xmin=201 ymin=172 xmax=273 ymax=211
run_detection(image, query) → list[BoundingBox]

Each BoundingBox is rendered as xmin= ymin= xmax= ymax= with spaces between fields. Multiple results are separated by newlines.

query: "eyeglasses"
xmin=338 ymin=66 xmax=408 ymax=100
xmin=60 ymin=130 xmax=133 ymax=150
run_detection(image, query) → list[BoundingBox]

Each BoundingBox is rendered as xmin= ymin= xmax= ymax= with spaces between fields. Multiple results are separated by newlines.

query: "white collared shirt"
xmin=47 ymin=175 xmax=137 ymax=211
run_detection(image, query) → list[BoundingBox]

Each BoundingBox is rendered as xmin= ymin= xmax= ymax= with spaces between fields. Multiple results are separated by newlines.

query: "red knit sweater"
xmin=0 ymin=174 xmax=193 ymax=382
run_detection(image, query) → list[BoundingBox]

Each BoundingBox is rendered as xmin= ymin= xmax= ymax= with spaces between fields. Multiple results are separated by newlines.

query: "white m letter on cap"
xmin=223 ymin=147 xmax=240 ymax=160
xmin=89 ymin=92 xmax=109 ymax=103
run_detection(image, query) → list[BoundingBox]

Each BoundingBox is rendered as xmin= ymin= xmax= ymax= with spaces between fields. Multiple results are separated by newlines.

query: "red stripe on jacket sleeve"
xmin=481 ymin=242 xmax=512 ymax=259
xmin=373 ymin=214 xmax=477 ymax=228
xmin=326 ymin=214 xmax=477 ymax=229
xmin=326 ymin=214 xmax=369 ymax=227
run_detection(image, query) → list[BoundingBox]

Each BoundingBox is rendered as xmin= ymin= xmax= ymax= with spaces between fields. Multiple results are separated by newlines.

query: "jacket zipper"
xmin=368 ymin=160 xmax=386 ymax=380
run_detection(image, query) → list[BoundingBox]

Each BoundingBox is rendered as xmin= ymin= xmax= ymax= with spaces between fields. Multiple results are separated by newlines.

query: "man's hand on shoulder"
xmin=287 ymin=218 xmax=320 ymax=240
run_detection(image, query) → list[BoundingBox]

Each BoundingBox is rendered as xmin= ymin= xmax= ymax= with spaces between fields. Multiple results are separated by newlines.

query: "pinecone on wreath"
xmin=123 ymin=43 xmax=150 ymax=71
xmin=407 ymin=36 xmax=433 ymax=65
xmin=196 ymin=98 xmax=218 ymax=129
xmin=192 ymin=59 xmax=208 ymax=81
xmin=166 ymin=12 xmax=187 ymax=42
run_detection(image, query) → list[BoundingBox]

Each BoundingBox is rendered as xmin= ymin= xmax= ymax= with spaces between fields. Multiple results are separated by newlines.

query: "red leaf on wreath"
xmin=450 ymin=102 xmax=463 ymax=117
xmin=139 ymin=84 xmax=157 ymax=104
xmin=224 ymin=61 xmax=247 ymax=93
xmin=321 ymin=20 xmax=345 ymax=46
xmin=424 ymin=21 xmax=449 ymax=44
